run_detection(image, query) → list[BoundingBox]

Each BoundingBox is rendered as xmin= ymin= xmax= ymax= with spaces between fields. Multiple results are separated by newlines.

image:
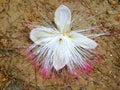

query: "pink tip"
xmin=39 ymin=68 xmax=51 ymax=79
xmin=84 ymin=63 xmax=93 ymax=73
xmin=28 ymin=53 xmax=35 ymax=60
xmin=70 ymin=70 xmax=77 ymax=76
xmin=105 ymin=32 xmax=111 ymax=36
xmin=105 ymin=31 xmax=117 ymax=36
xmin=85 ymin=65 xmax=92 ymax=73
xmin=25 ymin=48 xmax=31 ymax=54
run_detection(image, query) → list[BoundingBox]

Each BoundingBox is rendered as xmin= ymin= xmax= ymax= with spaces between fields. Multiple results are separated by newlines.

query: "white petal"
xmin=30 ymin=26 xmax=59 ymax=44
xmin=52 ymin=36 xmax=73 ymax=71
xmin=54 ymin=5 xmax=71 ymax=33
xmin=53 ymin=56 xmax=66 ymax=71
xmin=70 ymin=31 xmax=98 ymax=49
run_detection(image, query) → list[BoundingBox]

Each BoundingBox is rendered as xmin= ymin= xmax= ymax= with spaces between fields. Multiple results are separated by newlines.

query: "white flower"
xmin=27 ymin=5 xmax=106 ymax=78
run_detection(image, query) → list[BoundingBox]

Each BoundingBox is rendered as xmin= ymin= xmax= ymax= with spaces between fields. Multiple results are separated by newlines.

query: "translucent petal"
xmin=30 ymin=26 xmax=59 ymax=44
xmin=70 ymin=31 xmax=98 ymax=49
xmin=53 ymin=56 xmax=66 ymax=71
xmin=52 ymin=36 xmax=72 ymax=71
xmin=54 ymin=5 xmax=71 ymax=33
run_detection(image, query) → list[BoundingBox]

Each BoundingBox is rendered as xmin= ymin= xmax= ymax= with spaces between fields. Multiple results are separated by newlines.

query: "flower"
xmin=26 ymin=5 xmax=107 ymax=78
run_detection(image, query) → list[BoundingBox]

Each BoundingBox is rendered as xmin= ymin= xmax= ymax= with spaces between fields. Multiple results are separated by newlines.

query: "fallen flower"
xmin=26 ymin=5 xmax=107 ymax=79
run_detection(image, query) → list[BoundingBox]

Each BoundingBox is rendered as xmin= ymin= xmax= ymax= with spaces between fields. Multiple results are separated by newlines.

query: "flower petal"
xmin=70 ymin=31 xmax=98 ymax=49
xmin=30 ymin=26 xmax=59 ymax=44
xmin=53 ymin=56 xmax=66 ymax=71
xmin=52 ymin=36 xmax=73 ymax=71
xmin=52 ymin=41 xmax=67 ymax=70
xmin=54 ymin=5 xmax=71 ymax=33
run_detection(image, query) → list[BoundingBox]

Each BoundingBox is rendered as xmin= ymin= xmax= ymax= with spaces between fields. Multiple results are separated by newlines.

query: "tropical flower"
xmin=26 ymin=5 xmax=107 ymax=78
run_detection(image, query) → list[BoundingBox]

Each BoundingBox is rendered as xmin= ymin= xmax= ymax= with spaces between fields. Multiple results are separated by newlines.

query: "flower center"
xmin=62 ymin=32 xmax=72 ymax=38
xmin=59 ymin=32 xmax=72 ymax=43
xmin=63 ymin=32 xmax=69 ymax=36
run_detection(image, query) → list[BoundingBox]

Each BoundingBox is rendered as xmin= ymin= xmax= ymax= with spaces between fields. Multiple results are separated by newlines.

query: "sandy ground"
xmin=0 ymin=0 xmax=120 ymax=90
